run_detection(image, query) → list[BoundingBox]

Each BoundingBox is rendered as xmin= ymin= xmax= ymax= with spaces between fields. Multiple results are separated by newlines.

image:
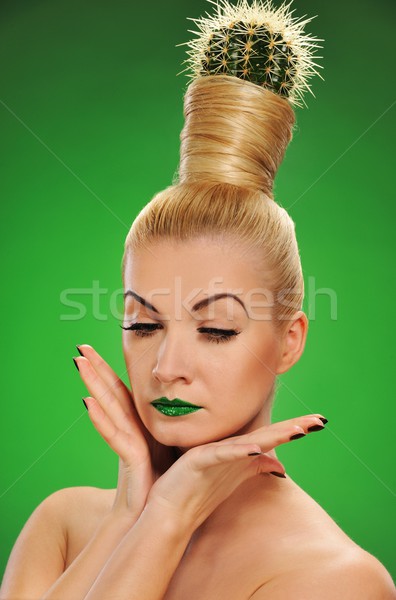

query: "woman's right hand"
xmin=73 ymin=344 xmax=175 ymax=524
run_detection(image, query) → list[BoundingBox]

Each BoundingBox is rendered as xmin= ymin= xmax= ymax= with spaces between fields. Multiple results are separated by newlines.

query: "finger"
xmin=249 ymin=453 xmax=286 ymax=476
xmin=242 ymin=414 xmax=327 ymax=446
xmin=213 ymin=414 xmax=327 ymax=449
xmin=254 ymin=420 xmax=318 ymax=452
xmin=279 ymin=414 xmax=327 ymax=431
xmin=192 ymin=442 xmax=266 ymax=470
xmin=213 ymin=416 xmax=326 ymax=459
xmin=75 ymin=355 xmax=137 ymax=436
xmin=82 ymin=396 xmax=136 ymax=462
xmin=76 ymin=344 xmax=135 ymax=418
xmin=191 ymin=444 xmax=285 ymax=475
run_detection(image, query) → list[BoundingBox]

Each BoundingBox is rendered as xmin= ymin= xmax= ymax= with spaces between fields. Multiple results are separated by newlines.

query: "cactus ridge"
xmin=176 ymin=0 xmax=324 ymax=108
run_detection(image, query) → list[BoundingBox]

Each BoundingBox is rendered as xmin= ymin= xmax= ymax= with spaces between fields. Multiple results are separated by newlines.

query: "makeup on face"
xmin=121 ymin=242 xmax=285 ymax=450
xmin=150 ymin=396 xmax=203 ymax=417
xmin=123 ymin=289 xmax=249 ymax=319
xmin=121 ymin=288 xmax=247 ymax=346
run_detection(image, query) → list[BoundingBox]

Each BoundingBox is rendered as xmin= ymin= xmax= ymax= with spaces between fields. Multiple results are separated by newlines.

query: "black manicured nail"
xmin=307 ymin=424 xmax=325 ymax=432
xmin=73 ymin=357 xmax=80 ymax=372
xmin=319 ymin=417 xmax=328 ymax=425
xmin=248 ymin=452 xmax=262 ymax=456
xmin=270 ymin=471 xmax=287 ymax=478
xmin=82 ymin=397 xmax=88 ymax=410
xmin=290 ymin=432 xmax=306 ymax=440
xmin=76 ymin=345 xmax=84 ymax=357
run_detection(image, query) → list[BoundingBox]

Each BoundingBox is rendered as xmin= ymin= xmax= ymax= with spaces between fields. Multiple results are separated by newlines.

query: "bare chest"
xmin=162 ymin=525 xmax=291 ymax=600
xmin=64 ymin=487 xmax=352 ymax=599
xmin=162 ymin=523 xmax=354 ymax=600
xmin=65 ymin=515 xmax=278 ymax=599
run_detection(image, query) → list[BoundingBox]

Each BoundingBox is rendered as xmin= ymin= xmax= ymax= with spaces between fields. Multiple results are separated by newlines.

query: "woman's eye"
xmin=120 ymin=323 xmax=160 ymax=338
xmin=197 ymin=327 xmax=241 ymax=344
xmin=120 ymin=323 xmax=240 ymax=344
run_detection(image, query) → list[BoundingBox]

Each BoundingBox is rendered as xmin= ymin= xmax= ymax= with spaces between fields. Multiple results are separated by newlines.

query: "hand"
xmin=73 ymin=345 xmax=176 ymax=523
xmin=144 ymin=415 xmax=326 ymax=532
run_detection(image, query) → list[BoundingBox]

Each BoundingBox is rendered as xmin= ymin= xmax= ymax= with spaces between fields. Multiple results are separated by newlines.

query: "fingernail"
xmin=76 ymin=345 xmax=84 ymax=357
xmin=319 ymin=417 xmax=328 ymax=425
xmin=270 ymin=471 xmax=287 ymax=478
xmin=248 ymin=451 xmax=262 ymax=456
xmin=307 ymin=424 xmax=325 ymax=432
xmin=290 ymin=432 xmax=306 ymax=440
xmin=73 ymin=357 xmax=80 ymax=372
xmin=82 ymin=397 xmax=88 ymax=410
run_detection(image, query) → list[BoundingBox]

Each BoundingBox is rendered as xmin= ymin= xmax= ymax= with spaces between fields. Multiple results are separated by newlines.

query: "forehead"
xmin=123 ymin=238 xmax=262 ymax=293
xmin=122 ymin=238 xmax=272 ymax=321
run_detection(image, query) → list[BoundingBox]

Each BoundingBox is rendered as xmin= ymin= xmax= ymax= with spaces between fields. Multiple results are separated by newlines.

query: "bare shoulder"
xmin=44 ymin=485 xmax=115 ymax=529
xmin=245 ymin=478 xmax=395 ymax=599
xmin=52 ymin=484 xmax=116 ymax=517
xmin=0 ymin=486 xmax=115 ymax=598
xmin=53 ymin=486 xmax=116 ymax=569
xmin=250 ymin=547 xmax=396 ymax=599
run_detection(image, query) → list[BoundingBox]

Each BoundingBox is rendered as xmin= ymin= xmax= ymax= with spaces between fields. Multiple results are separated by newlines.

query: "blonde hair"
xmin=122 ymin=74 xmax=305 ymax=414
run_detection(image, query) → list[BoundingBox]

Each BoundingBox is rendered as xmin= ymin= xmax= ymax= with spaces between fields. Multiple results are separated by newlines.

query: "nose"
xmin=152 ymin=333 xmax=191 ymax=384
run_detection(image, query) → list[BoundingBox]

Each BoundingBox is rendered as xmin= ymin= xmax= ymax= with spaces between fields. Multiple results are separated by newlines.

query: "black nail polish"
xmin=319 ymin=417 xmax=328 ymax=425
xmin=290 ymin=432 xmax=306 ymax=440
xmin=82 ymin=397 xmax=88 ymax=410
xmin=270 ymin=471 xmax=287 ymax=478
xmin=73 ymin=357 xmax=80 ymax=372
xmin=307 ymin=424 xmax=325 ymax=432
xmin=248 ymin=451 xmax=262 ymax=456
xmin=76 ymin=345 xmax=84 ymax=357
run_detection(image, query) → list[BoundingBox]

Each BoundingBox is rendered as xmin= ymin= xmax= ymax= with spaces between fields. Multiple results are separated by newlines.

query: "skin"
xmin=121 ymin=236 xmax=308 ymax=454
xmin=2 ymin=236 xmax=394 ymax=599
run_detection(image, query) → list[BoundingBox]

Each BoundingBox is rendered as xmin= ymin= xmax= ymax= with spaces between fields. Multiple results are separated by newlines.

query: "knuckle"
xmin=106 ymin=427 xmax=120 ymax=444
xmin=105 ymin=392 xmax=117 ymax=405
xmin=112 ymin=378 xmax=125 ymax=392
xmin=213 ymin=445 xmax=224 ymax=461
xmin=290 ymin=424 xmax=305 ymax=434
xmin=188 ymin=446 xmax=206 ymax=470
xmin=274 ymin=431 xmax=287 ymax=444
xmin=87 ymin=363 xmax=99 ymax=383
xmin=191 ymin=445 xmax=204 ymax=460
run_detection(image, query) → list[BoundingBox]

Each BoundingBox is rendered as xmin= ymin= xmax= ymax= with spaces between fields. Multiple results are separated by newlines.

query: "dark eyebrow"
xmin=123 ymin=290 xmax=248 ymax=316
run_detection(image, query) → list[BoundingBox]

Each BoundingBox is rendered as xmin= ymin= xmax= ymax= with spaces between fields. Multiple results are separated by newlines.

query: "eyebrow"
xmin=123 ymin=290 xmax=248 ymax=317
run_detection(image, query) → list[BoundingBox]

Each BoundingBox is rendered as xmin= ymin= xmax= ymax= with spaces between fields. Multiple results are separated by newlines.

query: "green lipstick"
xmin=150 ymin=396 xmax=203 ymax=417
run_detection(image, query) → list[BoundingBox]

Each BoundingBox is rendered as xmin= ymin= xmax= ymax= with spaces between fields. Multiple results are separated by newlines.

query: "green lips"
xmin=150 ymin=397 xmax=203 ymax=417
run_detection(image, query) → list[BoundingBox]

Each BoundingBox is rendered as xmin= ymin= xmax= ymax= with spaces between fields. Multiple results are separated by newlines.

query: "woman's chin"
xmin=152 ymin=429 xmax=212 ymax=449
xmin=141 ymin=408 xmax=262 ymax=449
xmin=146 ymin=421 xmax=220 ymax=450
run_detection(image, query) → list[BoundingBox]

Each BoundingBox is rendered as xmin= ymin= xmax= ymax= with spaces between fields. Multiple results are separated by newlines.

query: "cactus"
xmin=176 ymin=0 xmax=324 ymax=108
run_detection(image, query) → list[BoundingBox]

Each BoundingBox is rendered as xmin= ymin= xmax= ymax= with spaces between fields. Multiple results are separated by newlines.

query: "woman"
xmin=1 ymin=0 xmax=395 ymax=598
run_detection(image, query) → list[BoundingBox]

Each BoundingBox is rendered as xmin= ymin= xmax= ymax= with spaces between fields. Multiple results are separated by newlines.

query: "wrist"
xmin=102 ymin=509 xmax=139 ymax=534
xmin=141 ymin=499 xmax=196 ymax=541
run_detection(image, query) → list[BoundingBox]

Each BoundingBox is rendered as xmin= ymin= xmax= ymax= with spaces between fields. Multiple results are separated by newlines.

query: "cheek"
xmin=219 ymin=340 xmax=278 ymax=405
xmin=122 ymin=354 xmax=150 ymax=408
xmin=245 ymin=341 xmax=278 ymax=382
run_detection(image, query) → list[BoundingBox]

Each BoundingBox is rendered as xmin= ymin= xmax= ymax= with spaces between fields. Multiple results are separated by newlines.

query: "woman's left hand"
xmin=144 ymin=414 xmax=326 ymax=532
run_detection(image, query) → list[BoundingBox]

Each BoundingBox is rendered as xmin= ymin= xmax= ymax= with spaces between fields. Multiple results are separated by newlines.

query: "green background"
xmin=1 ymin=0 xmax=395 ymax=583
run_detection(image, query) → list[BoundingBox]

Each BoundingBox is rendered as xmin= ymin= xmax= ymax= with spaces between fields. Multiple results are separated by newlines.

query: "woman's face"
xmin=122 ymin=237 xmax=301 ymax=451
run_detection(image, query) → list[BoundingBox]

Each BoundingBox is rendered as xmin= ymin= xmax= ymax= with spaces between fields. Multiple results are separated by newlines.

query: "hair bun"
xmin=173 ymin=0 xmax=323 ymax=196
xmin=174 ymin=74 xmax=295 ymax=197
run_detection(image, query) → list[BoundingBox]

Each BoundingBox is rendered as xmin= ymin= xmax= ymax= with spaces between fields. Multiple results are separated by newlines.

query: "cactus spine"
xmin=177 ymin=0 xmax=324 ymax=108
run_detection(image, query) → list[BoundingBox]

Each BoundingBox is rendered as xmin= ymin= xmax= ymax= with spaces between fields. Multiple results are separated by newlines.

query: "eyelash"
xmin=119 ymin=323 xmax=241 ymax=344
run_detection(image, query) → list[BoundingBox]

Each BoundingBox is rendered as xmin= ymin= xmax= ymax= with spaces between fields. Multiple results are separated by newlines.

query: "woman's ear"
xmin=275 ymin=311 xmax=309 ymax=375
